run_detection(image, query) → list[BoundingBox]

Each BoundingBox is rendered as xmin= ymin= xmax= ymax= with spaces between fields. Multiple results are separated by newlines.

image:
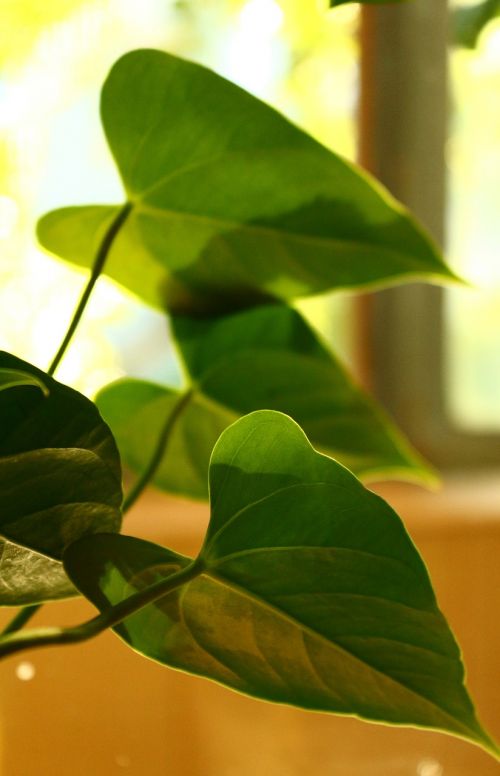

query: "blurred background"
xmin=0 ymin=0 xmax=359 ymax=398
xmin=0 ymin=1 xmax=499 ymax=774
xmin=0 ymin=0 xmax=499 ymax=449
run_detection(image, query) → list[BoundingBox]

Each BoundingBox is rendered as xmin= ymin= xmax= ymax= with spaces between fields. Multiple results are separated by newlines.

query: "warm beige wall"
xmin=0 ymin=480 xmax=499 ymax=775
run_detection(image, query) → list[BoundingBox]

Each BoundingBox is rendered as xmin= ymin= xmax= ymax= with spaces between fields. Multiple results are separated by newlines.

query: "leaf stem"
xmin=0 ymin=604 xmax=41 ymax=636
xmin=47 ymin=202 xmax=133 ymax=377
xmin=122 ymin=387 xmax=194 ymax=513
xmin=11 ymin=205 xmax=132 ymax=637
xmin=0 ymin=557 xmax=203 ymax=660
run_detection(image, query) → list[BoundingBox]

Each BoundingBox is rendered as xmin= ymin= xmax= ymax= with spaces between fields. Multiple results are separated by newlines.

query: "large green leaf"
xmin=97 ymin=304 xmax=434 ymax=500
xmin=0 ymin=352 xmax=122 ymax=605
xmin=64 ymin=411 xmax=495 ymax=753
xmin=37 ymin=49 xmax=457 ymax=315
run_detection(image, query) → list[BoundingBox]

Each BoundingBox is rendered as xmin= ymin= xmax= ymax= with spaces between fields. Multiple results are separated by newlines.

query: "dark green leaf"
xmin=38 ymin=49 xmax=457 ymax=315
xmin=97 ymin=305 xmax=435 ymax=500
xmin=64 ymin=411 xmax=495 ymax=753
xmin=0 ymin=352 xmax=122 ymax=605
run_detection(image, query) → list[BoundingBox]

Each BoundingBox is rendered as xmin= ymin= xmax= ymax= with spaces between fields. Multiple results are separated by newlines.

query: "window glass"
xmin=0 ymin=0 xmax=359 ymax=396
xmin=446 ymin=0 xmax=500 ymax=430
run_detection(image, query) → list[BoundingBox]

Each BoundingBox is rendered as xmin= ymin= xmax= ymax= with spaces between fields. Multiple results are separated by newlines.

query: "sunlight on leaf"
xmin=64 ymin=411 xmax=497 ymax=755
xmin=38 ymin=49 xmax=458 ymax=316
xmin=97 ymin=304 xmax=436 ymax=499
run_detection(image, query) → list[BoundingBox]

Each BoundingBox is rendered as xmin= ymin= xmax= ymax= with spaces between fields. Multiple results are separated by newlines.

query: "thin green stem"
xmin=1 ymin=604 xmax=41 ymax=636
xmin=47 ymin=202 xmax=133 ymax=377
xmin=8 ymin=205 xmax=134 ymax=639
xmin=0 ymin=557 xmax=203 ymax=660
xmin=122 ymin=387 xmax=194 ymax=513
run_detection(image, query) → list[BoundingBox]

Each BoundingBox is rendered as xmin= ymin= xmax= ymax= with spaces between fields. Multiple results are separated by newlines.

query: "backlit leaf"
xmin=64 ymin=411 xmax=496 ymax=754
xmin=97 ymin=381 xmax=236 ymax=500
xmin=38 ymin=49 xmax=457 ymax=315
xmin=97 ymin=304 xmax=434 ymax=500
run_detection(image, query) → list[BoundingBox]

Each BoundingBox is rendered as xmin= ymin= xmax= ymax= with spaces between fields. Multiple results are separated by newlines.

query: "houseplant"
xmin=0 ymin=0 xmax=498 ymax=761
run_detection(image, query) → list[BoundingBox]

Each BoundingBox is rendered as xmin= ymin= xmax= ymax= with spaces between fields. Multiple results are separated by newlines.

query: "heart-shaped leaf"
xmin=0 ymin=352 xmax=122 ymax=605
xmin=97 ymin=304 xmax=434 ymax=500
xmin=64 ymin=411 xmax=496 ymax=753
xmin=38 ymin=49 xmax=457 ymax=315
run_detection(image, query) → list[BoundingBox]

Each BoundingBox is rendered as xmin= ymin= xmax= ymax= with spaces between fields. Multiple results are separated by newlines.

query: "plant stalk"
xmin=0 ymin=557 xmax=203 ymax=660
xmin=5 ymin=204 xmax=133 ymax=640
xmin=122 ymin=387 xmax=194 ymax=513
xmin=47 ymin=202 xmax=132 ymax=377
xmin=0 ymin=604 xmax=41 ymax=636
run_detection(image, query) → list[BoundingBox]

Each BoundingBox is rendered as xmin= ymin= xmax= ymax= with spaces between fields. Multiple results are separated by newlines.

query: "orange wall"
xmin=0 ymin=482 xmax=498 ymax=775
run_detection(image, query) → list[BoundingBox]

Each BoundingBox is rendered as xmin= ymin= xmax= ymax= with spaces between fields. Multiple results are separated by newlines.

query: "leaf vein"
xmin=203 ymin=569 xmax=474 ymax=737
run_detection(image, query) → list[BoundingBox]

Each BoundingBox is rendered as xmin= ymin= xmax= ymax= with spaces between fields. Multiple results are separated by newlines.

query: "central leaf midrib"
xmin=203 ymin=482 xmax=422 ymax=584
xmin=209 ymin=543 xmax=430 ymax=605
xmin=198 ymin=567 xmax=478 ymax=739
xmin=128 ymin=147 xmax=253 ymax=200
xmin=135 ymin=202 xmax=438 ymax=272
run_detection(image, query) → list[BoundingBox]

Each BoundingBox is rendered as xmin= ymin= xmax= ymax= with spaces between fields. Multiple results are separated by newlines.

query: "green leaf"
xmin=0 ymin=368 xmax=49 ymax=396
xmin=64 ymin=411 xmax=496 ymax=754
xmin=0 ymin=541 xmax=76 ymax=606
xmin=97 ymin=305 xmax=434 ymax=500
xmin=0 ymin=352 xmax=122 ymax=605
xmin=451 ymin=0 xmax=500 ymax=49
xmin=98 ymin=381 xmax=236 ymax=500
xmin=38 ymin=49 xmax=457 ymax=316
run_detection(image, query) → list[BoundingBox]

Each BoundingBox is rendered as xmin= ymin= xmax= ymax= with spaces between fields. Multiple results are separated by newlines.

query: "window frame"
xmin=358 ymin=0 xmax=500 ymax=470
